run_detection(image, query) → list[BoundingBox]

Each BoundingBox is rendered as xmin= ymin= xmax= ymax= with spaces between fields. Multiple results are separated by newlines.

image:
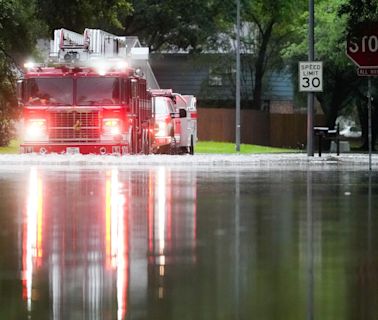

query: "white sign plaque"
xmin=299 ymin=61 xmax=323 ymax=92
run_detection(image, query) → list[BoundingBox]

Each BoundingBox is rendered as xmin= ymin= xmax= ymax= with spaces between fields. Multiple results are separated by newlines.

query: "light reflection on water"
xmin=0 ymin=167 xmax=377 ymax=319
xmin=19 ymin=166 xmax=197 ymax=320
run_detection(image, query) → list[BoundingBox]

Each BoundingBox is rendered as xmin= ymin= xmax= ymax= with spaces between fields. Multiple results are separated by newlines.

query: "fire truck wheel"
xmin=169 ymin=137 xmax=177 ymax=155
xmin=131 ymin=128 xmax=138 ymax=154
xmin=129 ymin=129 xmax=135 ymax=154
xmin=142 ymin=129 xmax=149 ymax=155
xmin=189 ymin=135 xmax=194 ymax=155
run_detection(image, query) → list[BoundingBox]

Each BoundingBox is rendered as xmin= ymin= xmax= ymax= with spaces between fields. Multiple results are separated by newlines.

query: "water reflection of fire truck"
xmin=21 ymin=167 xmax=197 ymax=319
xmin=22 ymin=168 xmax=127 ymax=318
xmin=18 ymin=28 xmax=158 ymax=155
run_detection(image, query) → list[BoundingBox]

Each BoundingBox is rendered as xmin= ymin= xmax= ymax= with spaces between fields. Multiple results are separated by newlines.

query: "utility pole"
xmin=235 ymin=0 xmax=241 ymax=152
xmin=307 ymin=0 xmax=315 ymax=156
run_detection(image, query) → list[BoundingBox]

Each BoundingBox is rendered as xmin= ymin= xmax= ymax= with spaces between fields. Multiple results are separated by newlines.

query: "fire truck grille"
xmin=49 ymin=111 xmax=101 ymax=142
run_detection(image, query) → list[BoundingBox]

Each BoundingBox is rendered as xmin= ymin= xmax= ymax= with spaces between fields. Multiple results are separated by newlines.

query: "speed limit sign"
xmin=299 ymin=61 xmax=323 ymax=92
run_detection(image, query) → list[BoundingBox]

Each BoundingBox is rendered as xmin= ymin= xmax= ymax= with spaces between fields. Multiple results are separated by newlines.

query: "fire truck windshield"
xmin=26 ymin=78 xmax=73 ymax=106
xmin=77 ymin=77 xmax=120 ymax=105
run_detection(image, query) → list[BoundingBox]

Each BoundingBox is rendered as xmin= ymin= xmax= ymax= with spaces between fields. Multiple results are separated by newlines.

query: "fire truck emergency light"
xmin=95 ymin=60 xmax=108 ymax=76
xmin=89 ymin=58 xmax=128 ymax=75
xmin=113 ymin=60 xmax=128 ymax=70
xmin=24 ymin=61 xmax=35 ymax=70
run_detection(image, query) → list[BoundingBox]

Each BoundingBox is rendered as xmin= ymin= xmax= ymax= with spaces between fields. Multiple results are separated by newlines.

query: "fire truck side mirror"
xmin=179 ymin=108 xmax=187 ymax=118
xmin=16 ymin=80 xmax=24 ymax=104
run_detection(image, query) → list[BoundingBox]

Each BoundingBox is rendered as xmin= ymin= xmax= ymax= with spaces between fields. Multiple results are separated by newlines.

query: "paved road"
xmin=0 ymin=152 xmax=377 ymax=169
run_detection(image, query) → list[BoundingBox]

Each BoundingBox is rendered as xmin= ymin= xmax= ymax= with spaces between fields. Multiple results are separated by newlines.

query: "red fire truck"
xmin=18 ymin=28 xmax=157 ymax=155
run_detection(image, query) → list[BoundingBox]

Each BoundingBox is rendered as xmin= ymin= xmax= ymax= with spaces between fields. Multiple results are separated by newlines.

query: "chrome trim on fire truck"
xmin=49 ymin=110 xmax=101 ymax=142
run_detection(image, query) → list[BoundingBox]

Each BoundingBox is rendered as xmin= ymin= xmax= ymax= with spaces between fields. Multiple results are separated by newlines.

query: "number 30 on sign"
xmin=298 ymin=61 xmax=323 ymax=92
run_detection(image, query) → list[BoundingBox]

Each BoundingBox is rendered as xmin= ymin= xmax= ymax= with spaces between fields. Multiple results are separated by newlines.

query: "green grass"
xmin=195 ymin=141 xmax=298 ymax=154
xmin=0 ymin=140 xmax=298 ymax=154
xmin=0 ymin=140 xmax=19 ymax=154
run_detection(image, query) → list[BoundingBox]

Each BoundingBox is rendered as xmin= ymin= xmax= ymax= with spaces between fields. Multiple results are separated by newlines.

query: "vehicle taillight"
xmin=25 ymin=119 xmax=47 ymax=141
xmin=102 ymin=118 xmax=121 ymax=135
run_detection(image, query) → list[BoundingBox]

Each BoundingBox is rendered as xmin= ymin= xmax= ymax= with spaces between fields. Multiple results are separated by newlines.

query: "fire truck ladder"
xmin=49 ymin=28 xmax=159 ymax=89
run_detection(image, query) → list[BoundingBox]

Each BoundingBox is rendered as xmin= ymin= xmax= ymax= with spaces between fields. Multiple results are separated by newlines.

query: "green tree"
xmin=0 ymin=0 xmax=43 ymax=145
xmin=339 ymin=0 xmax=378 ymax=32
xmin=284 ymin=0 xmax=363 ymax=129
xmin=241 ymin=0 xmax=305 ymax=110
xmin=123 ymin=0 xmax=232 ymax=52
xmin=339 ymin=0 xmax=378 ymax=150
xmin=195 ymin=0 xmax=306 ymax=109
xmin=210 ymin=0 xmax=306 ymax=109
xmin=36 ymin=0 xmax=132 ymax=34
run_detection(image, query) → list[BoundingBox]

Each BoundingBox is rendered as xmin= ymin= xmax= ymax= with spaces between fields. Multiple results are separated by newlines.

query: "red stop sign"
xmin=346 ymin=23 xmax=378 ymax=67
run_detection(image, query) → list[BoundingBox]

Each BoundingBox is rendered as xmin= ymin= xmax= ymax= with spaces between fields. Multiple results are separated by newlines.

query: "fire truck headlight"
xmin=25 ymin=119 xmax=47 ymax=141
xmin=103 ymin=119 xmax=121 ymax=135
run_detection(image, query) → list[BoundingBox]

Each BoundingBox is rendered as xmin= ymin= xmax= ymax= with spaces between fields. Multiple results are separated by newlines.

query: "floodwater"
xmin=0 ymin=165 xmax=377 ymax=320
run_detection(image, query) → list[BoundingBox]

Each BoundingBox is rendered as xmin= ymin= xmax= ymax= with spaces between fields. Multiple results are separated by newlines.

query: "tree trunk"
xmin=252 ymin=20 xmax=274 ymax=110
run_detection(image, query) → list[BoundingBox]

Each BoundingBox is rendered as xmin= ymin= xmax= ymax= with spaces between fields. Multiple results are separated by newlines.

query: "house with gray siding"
xmin=150 ymin=53 xmax=294 ymax=113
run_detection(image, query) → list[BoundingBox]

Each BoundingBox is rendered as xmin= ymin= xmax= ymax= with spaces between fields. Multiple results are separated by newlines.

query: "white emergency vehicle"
xmin=150 ymin=89 xmax=197 ymax=154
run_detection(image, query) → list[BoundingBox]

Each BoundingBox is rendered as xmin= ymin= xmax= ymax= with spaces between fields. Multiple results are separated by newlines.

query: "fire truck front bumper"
xmin=20 ymin=143 xmax=130 ymax=155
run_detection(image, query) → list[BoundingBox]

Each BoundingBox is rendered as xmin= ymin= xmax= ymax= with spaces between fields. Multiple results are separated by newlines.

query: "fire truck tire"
xmin=129 ymin=129 xmax=134 ymax=154
xmin=142 ymin=129 xmax=149 ymax=155
xmin=138 ymin=133 xmax=143 ymax=154
xmin=141 ymin=130 xmax=146 ymax=154
xmin=130 ymin=128 xmax=137 ymax=154
xmin=169 ymin=137 xmax=177 ymax=155
xmin=189 ymin=135 xmax=194 ymax=155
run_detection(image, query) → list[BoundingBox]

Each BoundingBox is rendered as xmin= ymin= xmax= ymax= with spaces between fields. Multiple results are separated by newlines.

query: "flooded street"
xmin=0 ymin=164 xmax=377 ymax=320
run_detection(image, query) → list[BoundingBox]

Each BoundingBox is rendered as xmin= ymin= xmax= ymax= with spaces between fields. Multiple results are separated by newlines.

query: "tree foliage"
xmin=0 ymin=0 xmax=43 ymax=63
xmin=338 ymin=0 xmax=378 ymax=149
xmin=284 ymin=0 xmax=378 ymax=150
xmin=36 ymin=0 xmax=132 ymax=33
xmin=123 ymin=0 xmax=232 ymax=52
xmin=339 ymin=0 xmax=378 ymax=32
xmin=284 ymin=1 xmax=358 ymax=123
xmin=240 ymin=0 xmax=305 ymax=109
xmin=0 ymin=0 xmax=44 ymax=145
xmin=198 ymin=0 xmax=305 ymax=109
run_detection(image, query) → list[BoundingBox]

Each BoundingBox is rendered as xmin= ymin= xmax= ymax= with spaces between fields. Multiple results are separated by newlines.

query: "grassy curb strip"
xmin=195 ymin=141 xmax=297 ymax=154
xmin=0 ymin=140 xmax=297 ymax=155
xmin=0 ymin=140 xmax=20 ymax=154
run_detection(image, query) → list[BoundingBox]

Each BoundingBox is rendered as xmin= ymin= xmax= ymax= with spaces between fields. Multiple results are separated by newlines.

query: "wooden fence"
xmin=197 ymin=108 xmax=325 ymax=148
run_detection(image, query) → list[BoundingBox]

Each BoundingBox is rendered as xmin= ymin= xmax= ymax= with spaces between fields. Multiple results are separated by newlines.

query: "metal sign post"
xmin=307 ymin=0 xmax=315 ymax=157
xmin=357 ymin=73 xmax=373 ymax=171
xmin=368 ymin=78 xmax=372 ymax=171
xmin=235 ymin=0 xmax=241 ymax=153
